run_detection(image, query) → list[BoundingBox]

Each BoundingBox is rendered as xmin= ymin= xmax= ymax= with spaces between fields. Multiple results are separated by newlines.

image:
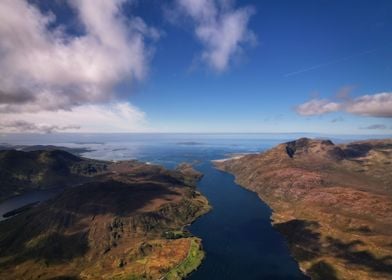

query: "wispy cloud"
xmin=336 ymin=85 xmax=355 ymax=100
xmin=296 ymin=92 xmax=392 ymax=118
xmin=171 ymin=0 xmax=256 ymax=72
xmin=360 ymin=124 xmax=387 ymax=130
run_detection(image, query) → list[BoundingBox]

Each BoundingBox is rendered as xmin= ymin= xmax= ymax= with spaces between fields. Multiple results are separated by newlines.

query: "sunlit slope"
xmin=217 ymin=138 xmax=392 ymax=280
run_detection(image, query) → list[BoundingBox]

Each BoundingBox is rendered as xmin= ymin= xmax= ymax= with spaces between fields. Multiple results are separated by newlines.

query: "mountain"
xmin=0 ymin=149 xmax=108 ymax=202
xmin=216 ymin=138 xmax=392 ymax=280
xmin=0 ymin=144 xmax=93 ymax=155
xmin=0 ymin=151 xmax=210 ymax=280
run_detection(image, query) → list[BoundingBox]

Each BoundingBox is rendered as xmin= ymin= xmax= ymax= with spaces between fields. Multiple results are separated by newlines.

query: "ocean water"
xmin=1 ymin=133 xmax=388 ymax=279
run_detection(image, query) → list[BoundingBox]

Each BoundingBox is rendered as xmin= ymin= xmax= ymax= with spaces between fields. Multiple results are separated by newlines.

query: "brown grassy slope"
xmin=0 ymin=159 xmax=210 ymax=280
xmin=216 ymin=138 xmax=392 ymax=280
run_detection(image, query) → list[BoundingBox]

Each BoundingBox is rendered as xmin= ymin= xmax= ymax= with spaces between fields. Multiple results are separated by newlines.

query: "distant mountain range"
xmin=0 ymin=144 xmax=93 ymax=155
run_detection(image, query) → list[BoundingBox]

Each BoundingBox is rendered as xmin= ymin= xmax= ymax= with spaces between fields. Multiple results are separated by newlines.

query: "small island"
xmin=0 ymin=150 xmax=211 ymax=280
xmin=216 ymin=138 xmax=392 ymax=280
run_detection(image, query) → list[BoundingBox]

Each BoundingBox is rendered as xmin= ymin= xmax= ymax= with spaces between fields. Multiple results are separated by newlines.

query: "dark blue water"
xmin=0 ymin=188 xmax=61 ymax=221
xmin=188 ymin=162 xmax=306 ymax=280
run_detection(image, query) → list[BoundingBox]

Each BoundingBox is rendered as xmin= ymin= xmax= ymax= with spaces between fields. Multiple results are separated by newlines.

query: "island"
xmin=0 ymin=150 xmax=211 ymax=280
xmin=215 ymin=138 xmax=392 ymax=280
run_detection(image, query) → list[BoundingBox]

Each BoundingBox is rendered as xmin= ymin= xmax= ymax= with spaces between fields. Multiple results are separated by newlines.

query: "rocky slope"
xmin=216 ymin=138 xmax=392 ymax=280
xmin=0 ymin=152 xmax=211 ymax=280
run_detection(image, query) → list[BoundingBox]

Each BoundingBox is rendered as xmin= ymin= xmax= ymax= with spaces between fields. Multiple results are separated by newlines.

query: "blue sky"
xmin=0 ymin=0 xmax=391 ymax=134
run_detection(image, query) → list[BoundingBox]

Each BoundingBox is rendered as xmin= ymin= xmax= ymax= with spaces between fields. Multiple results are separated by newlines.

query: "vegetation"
xmin=162 ymin=230 xmax=192 ymax=240
xmin=163 ymin=238 xmax=204 ymax=280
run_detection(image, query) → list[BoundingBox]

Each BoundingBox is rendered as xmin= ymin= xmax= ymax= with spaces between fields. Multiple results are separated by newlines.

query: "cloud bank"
xmin=296 ymin=92 xmax=392 ymax=118
xmin=0 ymin=102 xmax=147 ymax=133
xmin=0 ymin=0 xmax=158 ymax=113
xmin=0 ymin=121 xmax=80 ymax=134
xmin=346 ymin=93 xmax=392 ymax=117
xmin=0 ymin=0 xmax=158 ymax=132
xmin=173 ymin=0 xmax=256 ymax=72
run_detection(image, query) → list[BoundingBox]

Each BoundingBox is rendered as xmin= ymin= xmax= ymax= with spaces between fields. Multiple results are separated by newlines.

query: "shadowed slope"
xmin=0 ymin=152 xmax=211 ymax=280
xmin=0 ymin=149 xmax=109 ymax=202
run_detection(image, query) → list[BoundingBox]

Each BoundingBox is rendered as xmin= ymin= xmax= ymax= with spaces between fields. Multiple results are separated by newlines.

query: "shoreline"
xmin=211 ymin=152 xmax=254 ymax=163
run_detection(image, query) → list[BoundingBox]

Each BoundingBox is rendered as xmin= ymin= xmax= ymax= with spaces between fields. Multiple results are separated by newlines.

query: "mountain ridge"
xmin=215 ymin=138 xmax=392 ymax=280
xmin=0 ymin=149 xmax=108 ymax=202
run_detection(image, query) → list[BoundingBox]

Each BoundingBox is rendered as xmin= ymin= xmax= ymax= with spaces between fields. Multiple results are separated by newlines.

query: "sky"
xmin=0 ymin=0 xmax=391 ymax=134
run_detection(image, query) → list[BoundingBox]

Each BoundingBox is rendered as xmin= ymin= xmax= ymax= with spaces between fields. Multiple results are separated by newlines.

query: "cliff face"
xmin=0 ymin=153 xmax=210 ymax=280
xmin=216 ymin=138 xmax=392 ymax=280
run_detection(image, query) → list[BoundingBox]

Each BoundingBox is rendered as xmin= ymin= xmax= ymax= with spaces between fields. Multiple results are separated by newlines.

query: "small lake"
xmin=0 ymin=188 xmax=61 ymax=222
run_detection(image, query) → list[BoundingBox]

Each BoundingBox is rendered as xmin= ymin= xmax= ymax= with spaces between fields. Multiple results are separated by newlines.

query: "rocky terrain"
xmin=216 ymin=138 xmax=392 ymax=280
xmin=0 ymin=151 xmax=211 ymax=280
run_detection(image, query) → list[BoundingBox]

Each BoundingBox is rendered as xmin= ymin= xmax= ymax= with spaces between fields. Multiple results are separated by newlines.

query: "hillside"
xmin=0 ymin=149 xmax=108 ymax=202
xmin=216 ymin=138 xmax=392 ymax=280
xmin=0 ymin=152 xmax=211 ymax=280
xmin=0 ymin=144 xmax=93 ymax=155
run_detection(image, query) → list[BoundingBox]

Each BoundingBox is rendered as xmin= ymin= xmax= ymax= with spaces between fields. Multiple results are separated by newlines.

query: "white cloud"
xmin=0 ymin=102 xmax=148 ymax=133
xmin=174 ymin=0 xmax=256 ymax=72
xmin=346 ymin=92 xmax=392 ymax=117
xmin=296 ymin=99 xmax=341 ymax=116
xmin=0 ymin=0 xmax=158 ymax=113
xmin=296 ymin=92 xmax=392 ymax=118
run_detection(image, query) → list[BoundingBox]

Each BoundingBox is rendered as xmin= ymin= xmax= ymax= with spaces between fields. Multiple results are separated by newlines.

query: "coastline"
xmin=211 ymin=152 xmax=254 ymax=163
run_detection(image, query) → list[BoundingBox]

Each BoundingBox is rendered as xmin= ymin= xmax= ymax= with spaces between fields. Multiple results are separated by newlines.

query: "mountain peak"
xmin=284 ymin=138 xmax=344 ymax=160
